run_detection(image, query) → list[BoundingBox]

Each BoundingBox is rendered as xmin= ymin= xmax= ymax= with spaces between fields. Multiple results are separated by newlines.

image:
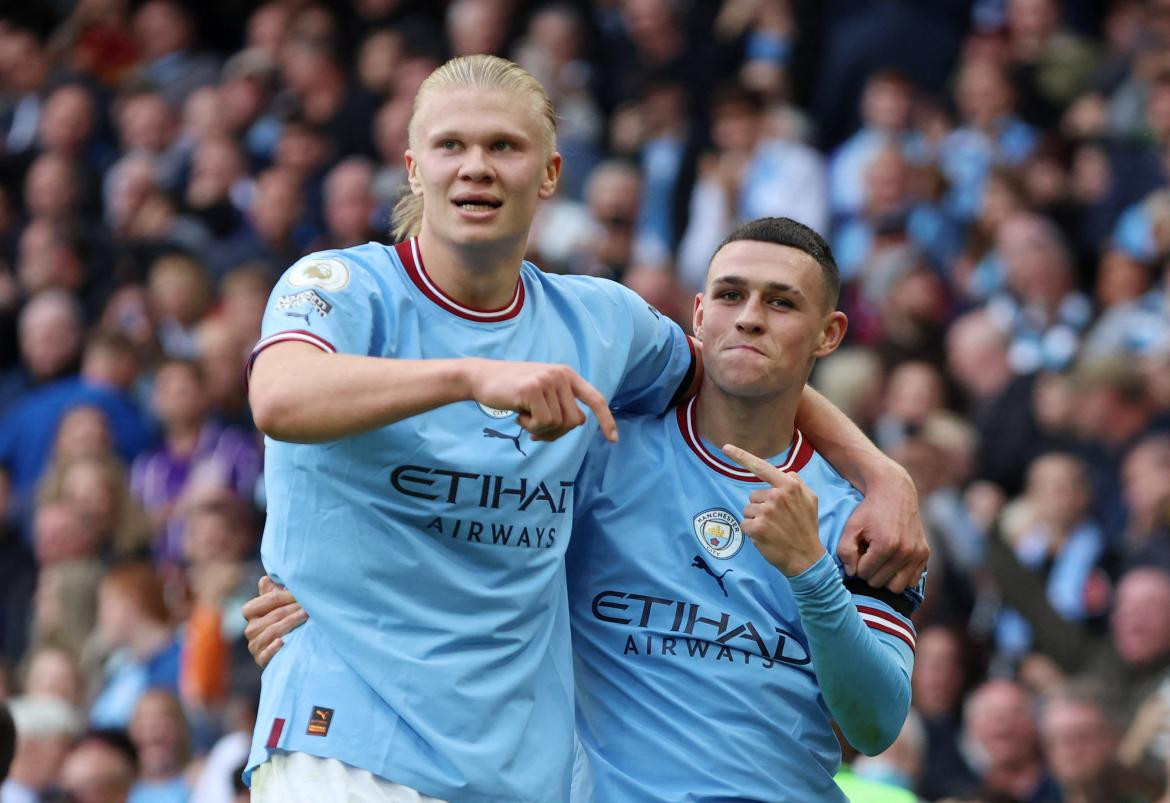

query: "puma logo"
xmin=283 ymin=309 xmax=313 ymax=326
xmin=483 ymin=427 xmax=527 ymax=456
xmin=692 ymin=555 xmax=733 ymax=597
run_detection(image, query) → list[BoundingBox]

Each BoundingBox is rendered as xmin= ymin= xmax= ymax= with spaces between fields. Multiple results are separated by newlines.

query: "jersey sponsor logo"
xmin=693 ymin=508 xmax=744 ymax=559
xmin=425 ymin=516 xmax=557 ymax=549
xmin=476 ymin=402 xmax=516 ymax=419
xmin=287 ymin=257 xmax=350 ymax=291
xmin=390 ymin=465 xmax=574 ymax=514
xmin=483 ymin=426 xmax=527 ymax=455
xmin=306 ymin=706 xmax=334 ymax=736
xmin=592 ymin=590 xmax=812 ymax=669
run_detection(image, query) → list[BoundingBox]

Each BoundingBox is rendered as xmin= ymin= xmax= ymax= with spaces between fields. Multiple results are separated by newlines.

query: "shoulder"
xmin=800 ymin=448 xmax=864 ymax=508
xmin=526 ymin=268 xmax=668 ymax=324
xmin=580 ymin=410 xmax=668 ymax=477
xmin=281 ymin=244 xmax=396 ymax=291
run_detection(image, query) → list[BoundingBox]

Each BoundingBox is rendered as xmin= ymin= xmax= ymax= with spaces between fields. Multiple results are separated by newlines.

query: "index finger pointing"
xmin=722 ymin=444 xmax=785 ymax=486
xmin=570 ymin=373 xmax=618 ymax=442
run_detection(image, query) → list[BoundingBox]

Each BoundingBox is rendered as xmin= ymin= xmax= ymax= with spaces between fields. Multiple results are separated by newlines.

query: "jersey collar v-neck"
xmin=394 ymin=237 xmax=525 ymax=323
xmin=675 ymin=395 xmax=812 ymax=481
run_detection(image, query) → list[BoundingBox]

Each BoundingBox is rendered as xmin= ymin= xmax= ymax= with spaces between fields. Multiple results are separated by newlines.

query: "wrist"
xmin=779 ymin=544 xmax=828 ymax=579
xmin=787 ymin=551 xmax=837 ymax=589
xmin=453 ymin=357 xmax=484 ymax=401
xmin=856 ymin=454 xmax=911 ymax=494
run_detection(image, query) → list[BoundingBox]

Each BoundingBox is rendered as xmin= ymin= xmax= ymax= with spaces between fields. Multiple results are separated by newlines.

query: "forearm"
xmin=795 ymin=385 xmax=903 ymax=493
xmin=790 ymin=554 xmax=913 ymax=755
xmin=249 ymin=343 xmax=472 ymax=443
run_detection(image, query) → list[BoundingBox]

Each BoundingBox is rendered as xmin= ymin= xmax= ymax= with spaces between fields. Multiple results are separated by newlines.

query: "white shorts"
xmin=251 ymin=751 xmax=449 ymax=803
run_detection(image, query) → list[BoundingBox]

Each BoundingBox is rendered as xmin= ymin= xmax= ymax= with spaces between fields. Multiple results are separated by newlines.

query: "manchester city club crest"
xmin=287 ymin=257 xmax=350 ymax=292
xmin=692 ymin=508 xmax=744 ymax=560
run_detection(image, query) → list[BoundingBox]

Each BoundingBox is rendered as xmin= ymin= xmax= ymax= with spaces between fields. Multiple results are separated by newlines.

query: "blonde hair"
xmin=391 ymin=55 xmax=557 ymax=242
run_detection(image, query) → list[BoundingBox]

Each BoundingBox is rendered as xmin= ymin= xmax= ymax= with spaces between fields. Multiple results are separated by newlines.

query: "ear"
xmin=813 ymin=310 xmax=848 ymax=358
xmin=538 ymin=151 xmax=563 ymax=200
xmin=404 ymin=150 xmax=422 ymax=196
xmin=692 ymin=292 xmax=705 ymax=339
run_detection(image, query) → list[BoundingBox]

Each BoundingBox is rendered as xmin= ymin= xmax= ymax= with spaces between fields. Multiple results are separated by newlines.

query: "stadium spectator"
xmin=938 ymin=56 xmax=1039 ymax=221
xmin=130 ymin=0 xmax=220 ymax=109
xmin=829 ymin=70 xmax=926 ymax=219
xmin=130 ymin=358 xmax=260 ymax=565
xmin=89 ymin=562 xmax=181 ymax=730
xmin=993 ymin=452 xmax=1108 ymax=664
xmin=954 ymin=679 xmax=1061 ymax=801
xmin=21 ymin=644 xmax=84 ymax=708
xmin=58 ymin=728 xmax=138 ymax=803
xmin=677 ymin=83 xmax=828 ymax=290
xmin=127 ymin=689 xmax=190 ymax=803
xmin=0 ymin=289 xmax=84 ymax=413
xmin=1 ymin=695 xmax=85 ymax=802
xmin=1039 ymin=689 xmax=1163 ymax=803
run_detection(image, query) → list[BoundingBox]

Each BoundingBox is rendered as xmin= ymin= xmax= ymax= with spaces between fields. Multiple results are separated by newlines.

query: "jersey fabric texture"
xmin=566 ymin=397 xmax=918 ymax=802
xmin=245 ymin=238 xmax=693 ymax=802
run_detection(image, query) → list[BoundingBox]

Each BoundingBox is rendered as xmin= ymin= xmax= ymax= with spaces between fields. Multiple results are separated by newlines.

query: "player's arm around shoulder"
xmin=794 ymin=386 xmax=929 ymax=592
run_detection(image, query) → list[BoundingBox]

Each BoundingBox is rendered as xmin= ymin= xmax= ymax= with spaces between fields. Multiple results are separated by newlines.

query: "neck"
xmin=693 ymin=377 xmax=799 ymax=461
xmin=417 ymin=229 xmax=527 ymax=310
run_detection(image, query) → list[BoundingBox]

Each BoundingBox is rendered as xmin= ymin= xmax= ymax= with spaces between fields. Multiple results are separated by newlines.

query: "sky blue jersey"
xmin=244 ymin=238 xmax=693 ymax=802
xmin=567 ymin=397 xmax=918 ymax=802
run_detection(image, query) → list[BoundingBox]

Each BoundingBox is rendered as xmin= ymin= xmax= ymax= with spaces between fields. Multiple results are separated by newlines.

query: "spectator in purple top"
xmin=131 ymin=359 xmax=260 ymax=566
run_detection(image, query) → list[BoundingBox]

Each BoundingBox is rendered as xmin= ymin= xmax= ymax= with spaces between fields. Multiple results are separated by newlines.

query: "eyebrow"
xmin=428 ymin=128 xmax=532 ymax=143
xmin=710 ymin=275 xmax=806 ymax=297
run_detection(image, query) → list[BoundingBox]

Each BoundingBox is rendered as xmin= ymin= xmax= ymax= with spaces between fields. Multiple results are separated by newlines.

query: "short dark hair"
xmin=712 ymin=217 xmax=841 ymax=309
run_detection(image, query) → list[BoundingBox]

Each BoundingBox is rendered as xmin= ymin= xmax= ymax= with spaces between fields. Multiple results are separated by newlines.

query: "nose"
xmin=458 ymin=145 xmax=493 ymax=182
xmin=734 ymin=296 xmax=766 ymax=334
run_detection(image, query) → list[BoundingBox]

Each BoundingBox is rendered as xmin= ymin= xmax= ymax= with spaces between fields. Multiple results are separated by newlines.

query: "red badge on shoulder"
xmin=306 ymin=706 xmax=334 ymax=736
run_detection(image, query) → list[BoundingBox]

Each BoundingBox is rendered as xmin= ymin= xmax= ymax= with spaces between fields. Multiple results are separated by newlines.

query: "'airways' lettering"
xmin=591 ymin=590 xmax=811 ymax=665
xmin=391 ymin=465 xmax=574 ymax=514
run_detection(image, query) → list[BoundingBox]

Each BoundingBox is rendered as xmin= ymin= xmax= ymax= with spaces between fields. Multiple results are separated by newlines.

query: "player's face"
xmin=695 ymin=240 xmax=846 ymax=399
xmin=405 ymin=88 xmax=561 ymax=249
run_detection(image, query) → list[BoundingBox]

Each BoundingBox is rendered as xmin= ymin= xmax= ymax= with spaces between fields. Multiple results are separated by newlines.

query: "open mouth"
xmin=453 ymin=198 xmax=502 ymax=212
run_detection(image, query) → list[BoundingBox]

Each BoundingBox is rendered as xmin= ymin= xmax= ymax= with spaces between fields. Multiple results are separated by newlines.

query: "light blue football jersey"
xmin=566 ymin=396 xmax=918 ymax=803
xmin=245 ymin=238 xmax=693 ymax=802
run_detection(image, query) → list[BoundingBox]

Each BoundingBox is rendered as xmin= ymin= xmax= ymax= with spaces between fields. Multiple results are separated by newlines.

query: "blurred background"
xmin=0 ymin=1 xmax=1168 ymax=801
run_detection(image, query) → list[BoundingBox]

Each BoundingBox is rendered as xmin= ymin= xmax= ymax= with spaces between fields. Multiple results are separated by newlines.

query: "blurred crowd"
xmin=0 ymin=0 xmax=1168 ymax=801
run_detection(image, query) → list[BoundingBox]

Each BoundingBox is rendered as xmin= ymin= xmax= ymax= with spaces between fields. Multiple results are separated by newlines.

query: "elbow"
xmin=849 ymin=721 xmax=902 ymax=757
xmin=249 ymin=383 xmax=297 ymax=441
xmin=839 ymin=691 xmax=911 ymax=757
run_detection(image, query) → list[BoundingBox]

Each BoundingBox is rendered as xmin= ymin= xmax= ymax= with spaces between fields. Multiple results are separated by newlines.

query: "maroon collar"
xmin=394 ymin=237 xmax=524 ymax=323
xmin=675 ymin=396 xmax=812 ymax=481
